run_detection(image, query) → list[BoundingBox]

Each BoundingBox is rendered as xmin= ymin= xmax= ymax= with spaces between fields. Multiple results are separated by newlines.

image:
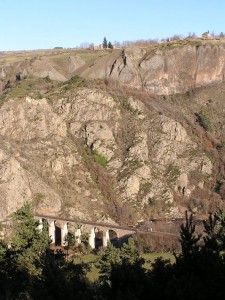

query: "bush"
xmin=196 ymin=111 xmax=212 ymax=131
xmin=44 ymin=75 xmax=51 ymax=82
xmin=64 ymin=76 xmax=88 ymax=90
xmin=77 ymin=243 xmax=92 ymax=255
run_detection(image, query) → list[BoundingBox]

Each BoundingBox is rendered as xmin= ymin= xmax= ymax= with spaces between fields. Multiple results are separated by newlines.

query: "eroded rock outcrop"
xmin=79 ymin=42 xmax=225 ymax=95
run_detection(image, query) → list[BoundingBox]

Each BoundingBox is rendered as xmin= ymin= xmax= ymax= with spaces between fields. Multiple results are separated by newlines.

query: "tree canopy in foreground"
xmin=1 ymin=204 xmax=225 ymax=299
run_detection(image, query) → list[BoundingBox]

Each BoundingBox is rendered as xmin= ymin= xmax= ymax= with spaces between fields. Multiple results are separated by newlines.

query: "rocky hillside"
xmin=1 ymin=40 xmax=225 ymax=224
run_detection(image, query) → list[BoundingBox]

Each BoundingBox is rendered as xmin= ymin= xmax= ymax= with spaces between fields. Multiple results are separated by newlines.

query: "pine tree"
xmin=103 ymin=37 xmax=108 ymax=48
xmin=0 ymin=204 xmax=95 ymax=299
xmin=10 ymin=203 xmax=51 ymax=276
xmin=108 ymin=41 xmax=113 ymax=49
xmin=0 ymin=203 xmax=51 ymax=298
xmin=179 ymin=211 xmax=201 ymax=259
xmin=98 ymin=243 xmax=121 ymax=285
xmin=203 ymin=210 xmax=225 ymax=253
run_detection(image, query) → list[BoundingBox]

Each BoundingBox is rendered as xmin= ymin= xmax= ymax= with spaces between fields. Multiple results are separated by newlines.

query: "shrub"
xmin=196 ymin=111 xmax=212 ymax=131
xmin=148 ymin=197 xmax=156 ymax=206
xmin=44 ymin=75 xmax=51 ymax=82
xmin=64 ymin=76 xmax=87 ymax=90
xmin=215 ymin=180 xmax=223 ymax=194
xmin=77 ymin=243 xmax=92 ymax=255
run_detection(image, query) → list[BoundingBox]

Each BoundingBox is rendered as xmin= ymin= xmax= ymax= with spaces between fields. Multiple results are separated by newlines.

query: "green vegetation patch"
xmin=93 ymin=149 xmax=108 ymax=167
xmin=63 ymin=75 xmax=88 ymax=90
xmin=74 ymin=251 xmax=175 ymax=281
xmin=196 ymin=111 xmax=212 ymax=131
xmin=3 ymin=79 xmax=33 ymax=99
xmin=74 ymin=254 xmax=99 ymax=281
xmin=142 ymin=252 xmax=175 ymax=269
xmin=0 ymin=77 xmax=56 ymax=106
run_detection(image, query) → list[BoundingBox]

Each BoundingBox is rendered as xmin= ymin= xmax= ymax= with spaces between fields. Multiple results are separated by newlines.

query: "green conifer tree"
xmin=103 ymin=37 xmax=108 ymax=48
xmin=108 ymin=41 xmax=113 ymax=49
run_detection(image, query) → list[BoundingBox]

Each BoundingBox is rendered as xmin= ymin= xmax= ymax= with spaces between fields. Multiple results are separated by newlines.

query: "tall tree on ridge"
xmin=103 ymin=37 xmax=108 ymax=48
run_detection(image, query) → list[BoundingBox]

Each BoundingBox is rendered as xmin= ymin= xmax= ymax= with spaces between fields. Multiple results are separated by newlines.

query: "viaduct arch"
xmin=36 ymin=215 xmax=136 ymax=249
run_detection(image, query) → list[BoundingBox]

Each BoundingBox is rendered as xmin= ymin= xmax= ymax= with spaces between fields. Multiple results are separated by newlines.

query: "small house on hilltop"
xmin=202 ymin=31 xmax=211 ymax=38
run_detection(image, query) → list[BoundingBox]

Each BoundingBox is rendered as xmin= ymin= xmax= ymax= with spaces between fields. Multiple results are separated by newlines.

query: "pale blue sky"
xmin=1 ymin=0 xmax=225 ymax=50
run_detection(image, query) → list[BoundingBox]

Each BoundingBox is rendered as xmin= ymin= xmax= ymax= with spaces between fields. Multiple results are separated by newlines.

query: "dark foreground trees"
xmin=147 ymin=210 xmax=225 ymax=300
xmin=0 ymin=203 xmax=51 ymax=299
xmin=96 ymin=211 xmax=225 ymax=300
xmin=1 ymin=205 xmax=225 ymax=299
xmin=0 ymin=204 xmax=93 ymax=300
xmin=97 ymin=238 xmax=148 ymax=300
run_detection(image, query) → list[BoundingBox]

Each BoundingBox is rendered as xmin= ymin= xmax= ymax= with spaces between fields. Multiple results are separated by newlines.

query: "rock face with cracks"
xmin=78 ymin=42 xmax=225 ymax=95
xmin=0 ymin=84 xmax=213 ymax=222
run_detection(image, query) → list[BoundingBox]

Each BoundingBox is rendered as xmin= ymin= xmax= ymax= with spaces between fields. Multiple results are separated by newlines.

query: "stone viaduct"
xmin=35 ymin=214 xmax=137 ymax=249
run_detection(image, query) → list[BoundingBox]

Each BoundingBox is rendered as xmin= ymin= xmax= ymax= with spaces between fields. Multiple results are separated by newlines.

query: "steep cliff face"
xmin=78 ymin=41 xmax=225 ymax=95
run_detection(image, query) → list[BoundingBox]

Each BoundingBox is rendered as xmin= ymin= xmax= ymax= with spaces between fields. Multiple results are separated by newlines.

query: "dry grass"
xmin=79 ymin=50 xmax=110 ymax=62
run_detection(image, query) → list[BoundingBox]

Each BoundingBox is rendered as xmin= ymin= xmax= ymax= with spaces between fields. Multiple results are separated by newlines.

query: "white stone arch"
xmin=54 ymin=220 xmax=68 ymax=246
xmin=94 ymin=227 xmax=105 ymax=248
